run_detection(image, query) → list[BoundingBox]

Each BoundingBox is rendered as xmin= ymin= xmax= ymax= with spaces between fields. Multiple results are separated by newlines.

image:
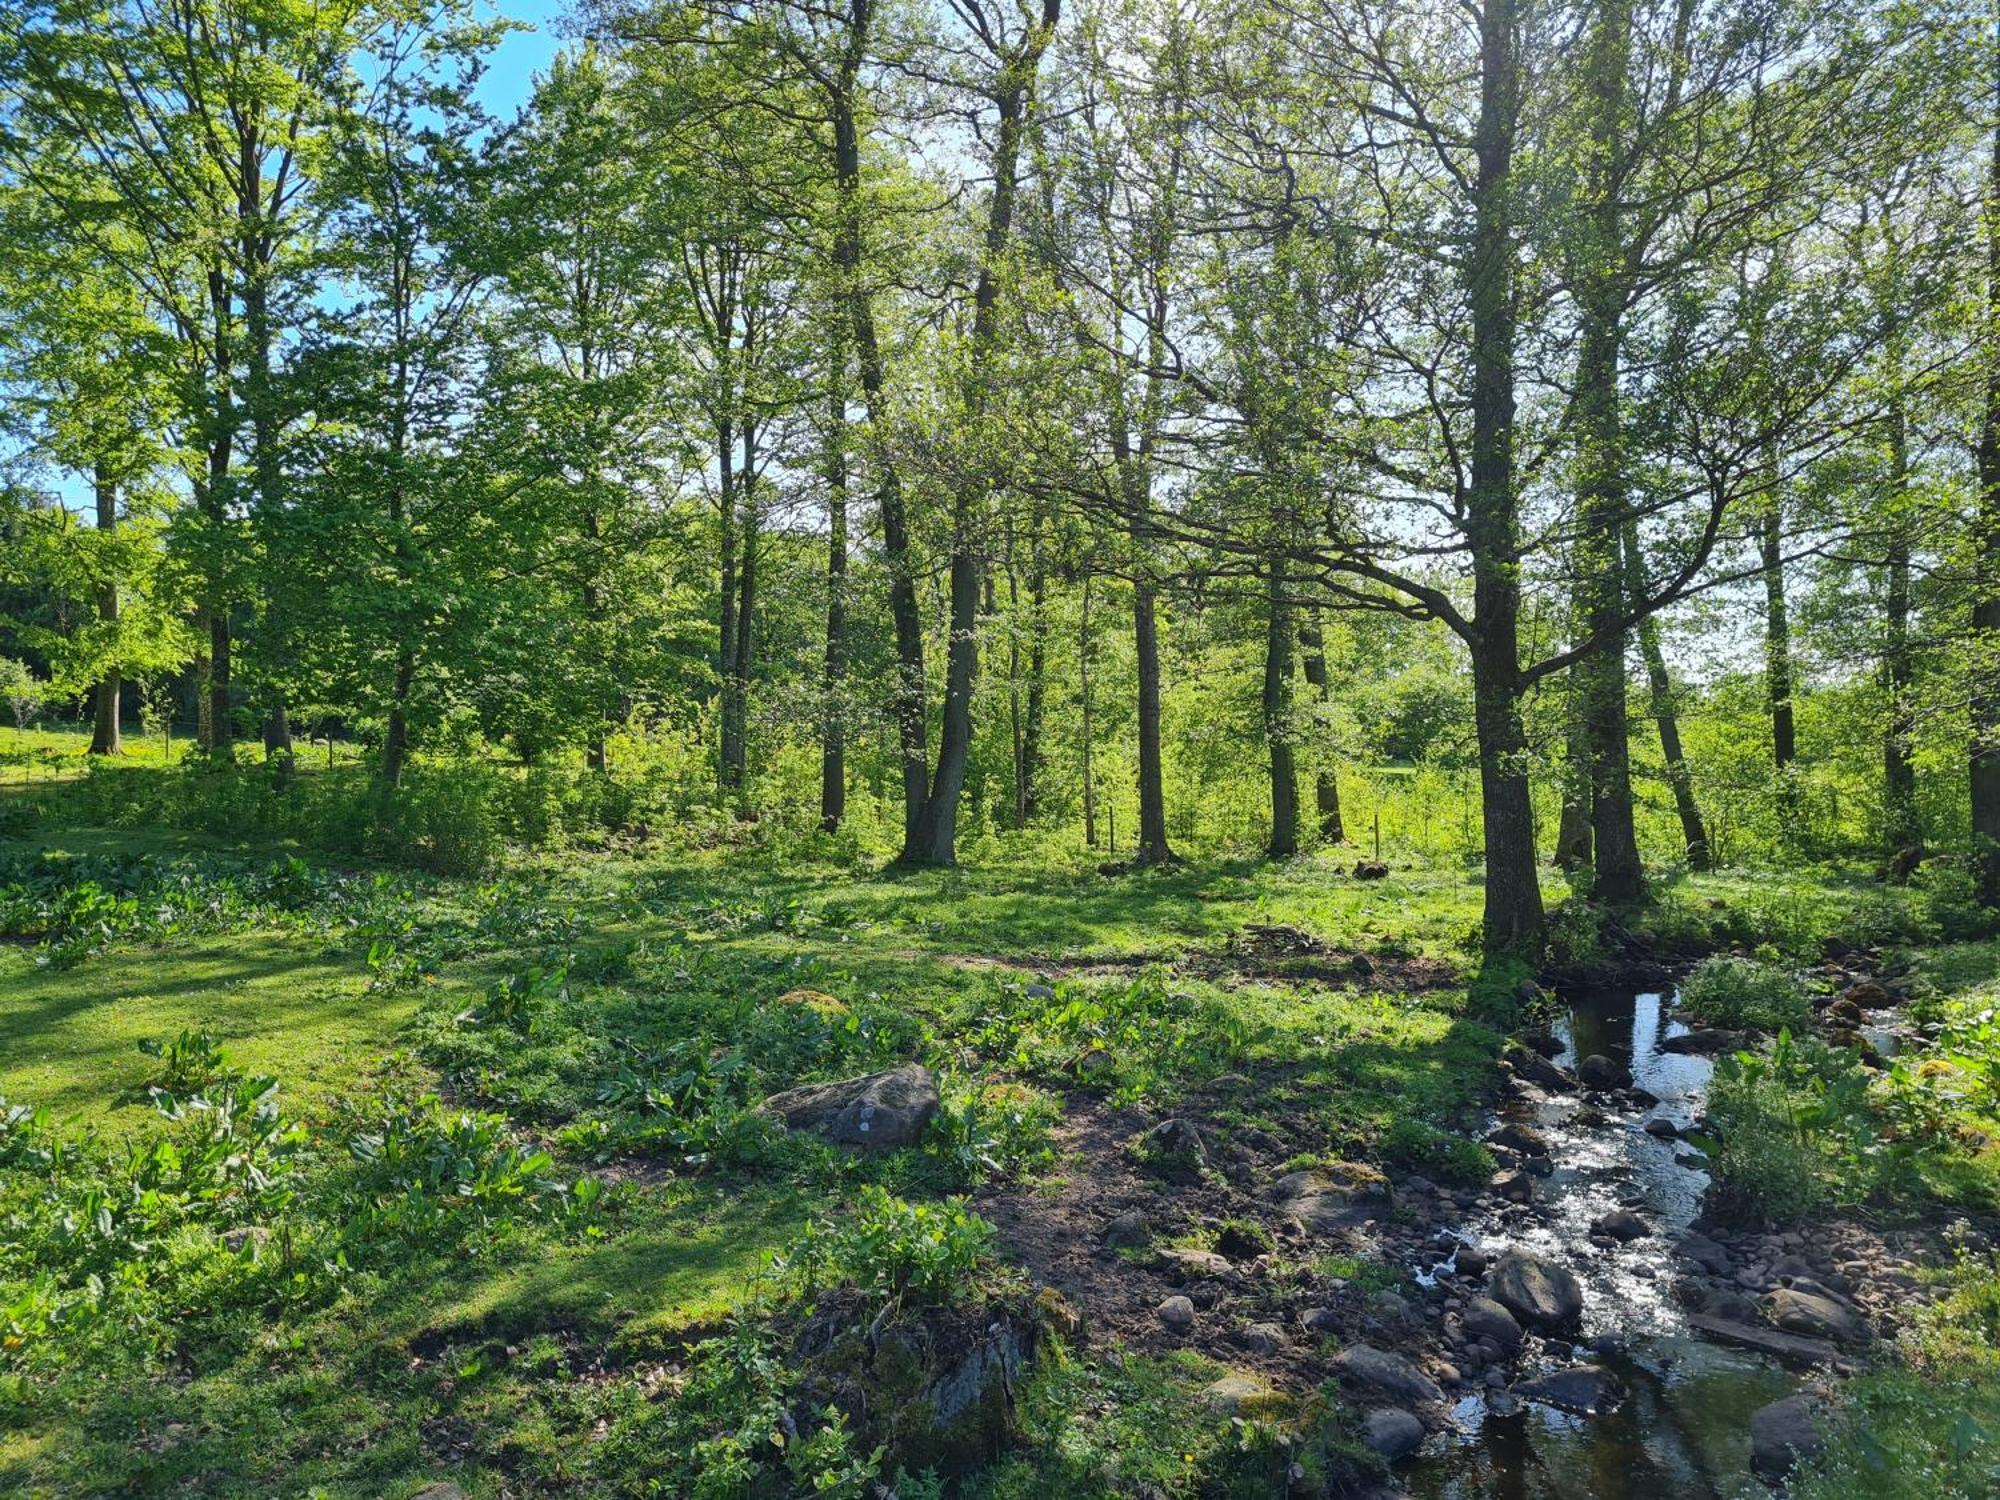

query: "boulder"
xmin=1489 ymin=1251 xmax=1584 ymax=1331
xmin=1332 ymin=1344 xmax=1444 ymax=1406
xmin=1238 ymin=1321 xmax=1287 ymax=1355
xmin=1641 ymin=1117 xmax=1680 ymax=1140
xmin=1487 ymin=1122 xmax=1552 ymax=1157
xmin=1101 ymin=1209 xmax=1150 ymax=1248
xmin=1685 ymin=1313 xmax=1837 ymax=1366
xmin=1269 ymin=1164 xmax=1388 ymax=1230
xmin=1676 ymin=1232 xmax=1733 ymax=1276
xmin=1141 ymin=1118 xmax=1207 ymax=1165
xmin=1157 ymin=1295 xmax=1196 ymax=1331
xmin=1493 ymin=1169 xmax=1535 ymax=1205
xmin=1363 ymin=1407 xmax=1425 ymax=1462
xmin=1159 ymin=1246 xmax=1232 ymax=1280
xmin=1516 ymin=1365 xmax=1623 ymax=1416
xmin=1461 ymin=1296 xmax=1523 ymax=1353
xmin=758 ymin=1065 xmax=939 ymax=1149
xmin=1660 ymin=1028 xmax=1745 ymax=1056
xmin=1455 ymin=1243 xmax=1489 ymax=1278
xmin=1591 ymin=1209 xmax=1649 ymax=1243
xmin=1202 ymin=1372 xmax=1281 ymax=1416
xmin=1750 ymin=1394 xmax=1824 ymax=1479
xmin=1762 ymin=1288 xmax=1868 ymax=1346
xmin=1503 ymin=1045 xmax=1577 ymax=1093
xmin=1578 ymin=1054 xmax=1631 ymax=1090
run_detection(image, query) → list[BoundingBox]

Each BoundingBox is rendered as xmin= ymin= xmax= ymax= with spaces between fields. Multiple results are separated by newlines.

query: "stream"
xmin=1407 ymin=988 xmax=1799 ymax=1499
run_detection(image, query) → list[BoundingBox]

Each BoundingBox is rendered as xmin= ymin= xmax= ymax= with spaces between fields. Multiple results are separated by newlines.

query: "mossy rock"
xmin=774 ymin=988 xmax=850 ymax=1017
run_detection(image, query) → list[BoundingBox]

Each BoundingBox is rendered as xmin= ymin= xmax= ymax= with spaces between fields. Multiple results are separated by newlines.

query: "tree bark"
xmin=717 ymin=419 xmax=741 ymax=790
xmin=906 ymin=0 xmax=1059 ymax=865
xmin=1080 ymin=569 xmax=1098 ymax=847
xmin=88 ymin=458 xmax=121 ymax=755
xmin=1622 ymin=522 xmax=1709 ymax=868
xmin=1297 ymin=614 xmax=1343 ymax=841
xmin=1882 ymin=396 xmax=1920 ymax=865
xmin=1572 ymin=0 xmax=1641 ymax=905
xmin=730 ymin=422 xmax=758 ymax=807
xmin=821 ymin=389 xmax=849 ymax=833
xmin=381 ymin=649 xmax=415 ymax=788
xmin=1018 ymin=529 xmax=1048 ymax=827
xmin=1263 ymin=554 xmax=1298 ymax=857
xmin=827 ymin=0 xmax=926 ymax=848
xmin=1759 ymin=454 xmax=1797 ymax=772
xmin=1466 ymin=0 xmax=1543 ymax=956
xmin=1553 ymin=663 xmax=1594 ymax=869
xmin=1978 ymin=21 xmax=2000 ymax=904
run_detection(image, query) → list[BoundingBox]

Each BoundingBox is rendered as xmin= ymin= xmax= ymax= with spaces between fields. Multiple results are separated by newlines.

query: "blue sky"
xmin=480 ymin=0 xmax=570 ymax=118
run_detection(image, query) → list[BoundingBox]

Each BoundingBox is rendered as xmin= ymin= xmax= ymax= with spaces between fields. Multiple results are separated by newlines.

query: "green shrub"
xmin=780 ymin=1185 xmax=995 ymax=1310
xmin=1379 ymin=1117 xmax=1494 ymax=1185
xmin=1680 ymin=955 xmax=1809 ymax=1032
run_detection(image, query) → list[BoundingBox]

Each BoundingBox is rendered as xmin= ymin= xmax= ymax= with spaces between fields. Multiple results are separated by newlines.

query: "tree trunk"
xmin=731 ymin=423 xmax=758 ymax=807
xmin=1882 ymin=397 xmax=1921 ymax=865
xmin=1133 ymin=577 xmax=1173 ymax=865
xmin=829 ymin=6 xmax=925 ymax=848
xmin=1759 ymin=456 xmax=1797 ymax=772
xmin=1978 ymin=26 xmax=2000 ymax=904
xmin=907 ymin=8 xmax=1058 ymax=863
xmin=1019 ymin=557 xmax=1048 ymax=828
xmin=1263 ymin=555 xmax=1298 ymax=857
xmin=1572 ymin=0 xmax=1641 ymax=905
xmin=821 ymin=390 xmax=849 ymax=833
xmin=1080 ymin=570 xmax=1098 ymax=847
xmin=1622 ymin=522 xmax=1708 ymax=868
xmin=88 ymin=458 xmax=121 ymax=756
xmin=1467 ymin=0 xmax=1543 ymax=957
xmin=717 ymin=420 xmax=741 ymax=790
xmin=1298 ymin=614 xmax=1343 ymax=841
xmin=381 ymin=650 xmax=416 ymax=788
xmin=1553 ymin=665 xmax=1593 ymax=869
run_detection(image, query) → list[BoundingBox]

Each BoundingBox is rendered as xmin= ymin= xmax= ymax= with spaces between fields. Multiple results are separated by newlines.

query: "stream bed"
xmin=1407 ymin=988 xmax=1798 ymax=1499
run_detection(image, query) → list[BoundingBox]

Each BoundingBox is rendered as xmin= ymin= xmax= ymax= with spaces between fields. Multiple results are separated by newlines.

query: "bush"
xmin=1680 ymin=955 xmax=1809 ymax=1032
xmin=781 ymin=1186 xmax=995 ymax=1310
xmin=1379 ymin=1117 xmax=1493 ymax=1186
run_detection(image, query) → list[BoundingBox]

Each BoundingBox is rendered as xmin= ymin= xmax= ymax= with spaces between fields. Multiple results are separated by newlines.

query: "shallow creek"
xmin=1408 ymin=989 xmax=1797 ymax=1499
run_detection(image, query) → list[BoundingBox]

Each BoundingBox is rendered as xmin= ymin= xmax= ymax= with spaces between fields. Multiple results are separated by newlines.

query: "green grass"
xmin=1 ymin=801 xmax=1994 ymax=1497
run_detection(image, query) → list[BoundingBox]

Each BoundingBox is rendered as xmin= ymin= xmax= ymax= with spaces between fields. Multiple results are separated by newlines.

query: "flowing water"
xmin=1408 ymin=989 xmax=1797 ymax=1499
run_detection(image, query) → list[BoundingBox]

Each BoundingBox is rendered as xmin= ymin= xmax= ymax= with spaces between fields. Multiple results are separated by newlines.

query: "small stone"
xmin=1239 ymin=1321 xmax=1287 ymax=1355
xmin=1487 ymin=1122 xmax=1551 ymax=1157
xmin=1642 ymin=1117 xmax=1679 ymax=1139
xmin=1102 ymin=1210 xmax=1150 ymax=1248
xmin=1661 ymin=1029 xmax=1745 ymax=1056
xmin=1456 ymin=1244 xmax=1489 ymax=1278
xmin=1299 ymin=1306 xmax=1341 ymax=1334
xmin=1024 ymin=982 xmax=1056 ymax=1000
xmin=1157 ymin=1295 xmax=1196 ymax=1331
xmin=1493 ymin=1170 xmax=1535 ymax=1204
xmin=1363 ymin=1407 xmax=1425 ymax=1462
xmin=220 ymin=1226 xmax=269 ymax=1253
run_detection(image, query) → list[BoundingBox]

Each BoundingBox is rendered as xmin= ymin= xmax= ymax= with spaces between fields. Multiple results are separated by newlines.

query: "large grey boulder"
xmin=1332 ymin=1344 xmax=1444 ymax=1406
xmin=1504 ymin=1045 xmax=1577 ymax=1093
xmin=758 ymin=1064 xmax=939 ymax=1149
xmin=1489 ymin=1250 xmax=1584 ymax=1331
xmin=1750 ymin=1394 xmax=1824 ymax=1479
xmin=1578 ymin=1054 xmax=1631 ymax=1090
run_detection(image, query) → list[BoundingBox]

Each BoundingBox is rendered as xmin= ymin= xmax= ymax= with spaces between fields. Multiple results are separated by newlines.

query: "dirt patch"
xmin=974 ymin=1085 xmax=1464 ymax=1398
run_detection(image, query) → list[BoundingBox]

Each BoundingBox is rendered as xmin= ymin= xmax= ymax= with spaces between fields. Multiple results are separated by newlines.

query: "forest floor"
xmin=2 ymin=793 xmax=1999 ymax=1498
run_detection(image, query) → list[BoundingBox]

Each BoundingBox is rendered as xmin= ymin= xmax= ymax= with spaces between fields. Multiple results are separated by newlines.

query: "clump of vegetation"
xmin=1680 ymin=954 xmax=1810 ymax=1032
xmin=1379 ymin=1117 xmax=1494 ymax=1185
